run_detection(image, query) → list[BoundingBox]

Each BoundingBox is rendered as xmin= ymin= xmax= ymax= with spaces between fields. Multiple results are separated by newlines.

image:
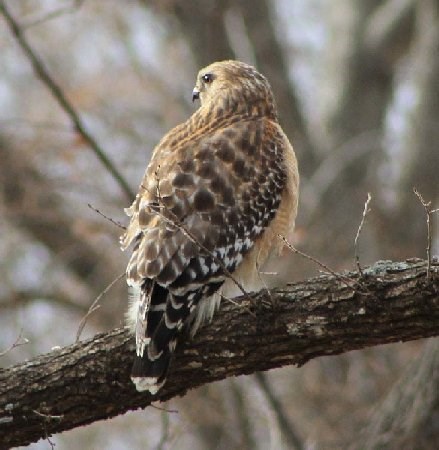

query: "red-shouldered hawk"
xmin=121 ymin=60 xmax=299 ymax=393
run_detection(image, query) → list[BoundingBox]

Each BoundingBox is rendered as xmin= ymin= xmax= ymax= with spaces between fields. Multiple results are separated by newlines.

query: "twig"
xmin=153 ymin=206 xmax=256 ymax=317
xmin=0 ymin=2 xmax=134 ymax=201
xmin=33 ymin=409 xmax=63 ymax=448
xmin=32 ymin=409 xmax=61 ymax=449
xmin=32 ymin=410 xmax=64 ymax=421
xmin=413 ymin=188 xmax=438 ymax=281
xmin=255 ymin=250 xmax=275 ymax=307
xmin=76 ymin=273 xmax=125 ymax=342
xmin=87 ymin=203 xmax=126 ymax=230
xmin=47 ymin=435 xmax=56 ymax=450
xmin=254 ymin=372 xmax=304 ymax=450
xmin=150 ymin=177 xmax=256 ymax=314
xmin=134 ymin=179 xmax=256 ymax=317
xmin=163 ymin=211 xmax=255 ymax=314
xmin=150 ymin=403 xmax=178 ymax=414
xmin=279 ymin=234 xmax=358 ymax=290
xmin=219 ymin=293 xmax=241 ymax=308
xmin=0 ymin=329 xmax=29 ymax=357
xmin=354 ymin=193 xmax=372 ymax=276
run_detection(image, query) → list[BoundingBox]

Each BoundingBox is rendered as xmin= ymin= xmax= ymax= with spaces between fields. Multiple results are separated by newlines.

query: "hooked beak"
xmin=192 ymin=88 xmax=200 ymax=102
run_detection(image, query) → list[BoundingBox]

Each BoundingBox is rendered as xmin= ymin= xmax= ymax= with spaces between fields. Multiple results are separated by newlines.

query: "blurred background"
xmin=0 ymin=0 xmax=438 ymax=449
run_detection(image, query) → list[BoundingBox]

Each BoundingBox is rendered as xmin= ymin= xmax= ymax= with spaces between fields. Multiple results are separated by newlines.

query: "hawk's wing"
xmin=122 ymin=117 xmax=287 ymax=392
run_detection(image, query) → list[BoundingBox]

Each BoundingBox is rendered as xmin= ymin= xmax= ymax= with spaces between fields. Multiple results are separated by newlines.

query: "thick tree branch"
xmin=0 ymin=259 xmax=438 ymax=448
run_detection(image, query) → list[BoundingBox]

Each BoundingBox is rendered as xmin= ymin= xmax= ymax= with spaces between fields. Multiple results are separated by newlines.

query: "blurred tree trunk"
xmin=352 ymin=338 xmax=439 ymax=450
xmin=377 ymin=0 xmax=439 ymax=259
xmin=0 ymin=139 xmax=125 ymax=326
xmin=307 ymin=0 xmax=411 ymax=264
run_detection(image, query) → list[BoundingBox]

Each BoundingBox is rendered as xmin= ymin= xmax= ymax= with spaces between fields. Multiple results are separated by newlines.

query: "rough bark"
xmin=0 ymin=259 xmax=438 ymax=448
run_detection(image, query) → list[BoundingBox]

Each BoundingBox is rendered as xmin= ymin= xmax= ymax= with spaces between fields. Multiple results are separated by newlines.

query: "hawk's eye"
xmin=202 ymin=73 xmax=213 ymax=84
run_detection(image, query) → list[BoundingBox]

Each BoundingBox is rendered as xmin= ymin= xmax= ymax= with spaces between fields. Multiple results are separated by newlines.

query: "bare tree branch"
xmin=355 ymin=193 xmax=372 ymax=276
xmin=413 ymin=188 xmax=438 ymax=281
xmin=279 ymin=234 xmax=360 ymax=290
xmin=0 ymin=1 xmax=134 ymax=201
xmin=0 ymin=259 xmax=437 ymax=448
xmin=75 ymin=273 xmax=125 ymax=343
xmin=0 ymin=330 xmax=28 ymax=358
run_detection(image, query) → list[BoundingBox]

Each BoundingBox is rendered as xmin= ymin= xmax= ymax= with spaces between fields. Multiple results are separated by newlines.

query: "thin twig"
xmin=33 ymin=409 xmax=63 ymax=448
xmin=150 ymin=178 xmax=256 ymax=314
xmin=0 ymin=2 xmax=134 ymax=201
xmin=32 ymin=409 xmax=60 ymax=450
xmin=76 ymin=273 xmax=125 ymax=342
xmin=0 ymin=329 xmax=29 ymax=357
xmin=88 ymin=203 xmax=126 ymax=230
xmin=255 ymin=250 xmax=275 ymax=307
xmin=153 ymin=206 xmax=256 ymax=317
xmin=165 ymin=212 xmax=255 ymax=314
xmin=150 ymin=403 xmax=179 ymax=414
xmin=218 ymin=293 xmax=255 ymax=318
xmin=413 ymin=188 xmax=438 ymax=281
xmin=219 ymin=293 xmax=242 ymax=308
xmin=47 ymin=436 xmax=55 ymax=450
xmin=32 ymin=410 xmax=64 ymax=421
xmin=279 ymin=234 xmax=358 ymax=290
xmin=354 ymin=193 xmax=372 ymax=276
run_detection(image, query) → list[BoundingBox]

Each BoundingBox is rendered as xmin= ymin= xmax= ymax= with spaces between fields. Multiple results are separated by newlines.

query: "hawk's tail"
xmin=131 ymin=280 xmax=223 ymax=394
xmin=131 ymin=350 xmax=171 ymax=394
xmin=131 ymin=284 xmax=191 ymax=394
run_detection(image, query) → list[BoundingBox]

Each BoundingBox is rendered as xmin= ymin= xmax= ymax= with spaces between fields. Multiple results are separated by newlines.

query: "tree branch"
xmin=0 ymin=259 xmax=438 ymax=448
xmin=0 ymin=1 xmax=134 ymax=201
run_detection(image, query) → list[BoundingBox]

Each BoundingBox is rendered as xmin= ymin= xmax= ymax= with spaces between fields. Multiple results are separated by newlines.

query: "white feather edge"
xmin=131 ymin=376 xmax=164 ymax=394
xmin=125 ymin=282 xmax=141 ymax=332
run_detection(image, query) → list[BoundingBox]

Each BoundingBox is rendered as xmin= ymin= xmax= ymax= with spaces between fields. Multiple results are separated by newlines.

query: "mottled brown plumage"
xmin=121 ymin=60 xmax=299 ymax=393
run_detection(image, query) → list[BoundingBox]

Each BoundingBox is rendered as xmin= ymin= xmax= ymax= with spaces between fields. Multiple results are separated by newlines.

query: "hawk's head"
xmin=192 ymin=60 xmax=277 ymax=119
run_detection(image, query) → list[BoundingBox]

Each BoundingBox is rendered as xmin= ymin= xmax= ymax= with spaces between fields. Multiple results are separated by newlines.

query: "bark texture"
xmin=0 ymin=259 xmax=438 ymax=448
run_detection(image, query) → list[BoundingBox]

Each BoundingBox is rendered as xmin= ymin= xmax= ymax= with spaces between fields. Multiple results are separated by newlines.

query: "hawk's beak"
xmin=192 ymin=88 xmax=200 ymax=102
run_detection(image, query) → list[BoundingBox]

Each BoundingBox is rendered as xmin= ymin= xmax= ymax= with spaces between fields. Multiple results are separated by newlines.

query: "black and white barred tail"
xmin=128 ymin=279 xmax=223 ymax=393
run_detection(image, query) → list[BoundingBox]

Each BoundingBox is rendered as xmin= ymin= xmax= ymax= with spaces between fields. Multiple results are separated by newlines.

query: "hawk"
xmin=121 ymin=60 xmax=299 ymax=393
